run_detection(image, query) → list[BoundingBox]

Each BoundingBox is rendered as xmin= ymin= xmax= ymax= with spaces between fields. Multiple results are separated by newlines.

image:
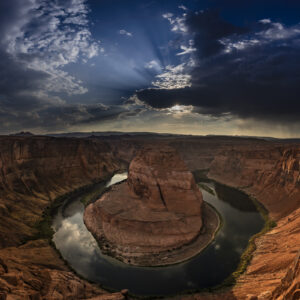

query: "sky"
xmin=0 ymin=0 xmax=300 ymax=137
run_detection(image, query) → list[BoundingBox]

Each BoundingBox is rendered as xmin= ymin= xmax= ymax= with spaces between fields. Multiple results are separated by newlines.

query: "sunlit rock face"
xmin=127 ymin=146 xmax=203 ymax=214
xmin=84 ymin=146 xmax=203 ymax=264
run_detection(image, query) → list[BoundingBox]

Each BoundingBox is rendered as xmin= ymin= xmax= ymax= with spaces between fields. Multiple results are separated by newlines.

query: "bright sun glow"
xmin=168 ymin=104 xmax=193 ymax=114
xmin=170 ymin=104 xmax=182 ymax=112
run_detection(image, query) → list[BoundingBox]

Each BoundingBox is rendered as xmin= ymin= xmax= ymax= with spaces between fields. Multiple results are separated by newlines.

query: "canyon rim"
xmin=0 ymin=135 xmax=299 ymax=299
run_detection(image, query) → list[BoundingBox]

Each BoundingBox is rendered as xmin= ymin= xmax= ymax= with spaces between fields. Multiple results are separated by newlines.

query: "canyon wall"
xmin=208 ymin=144 xmax=300 ymax=220
xmin=180 ymin=141 xmax=300 ymax=300
xmin=0 ymin=136 xmax=127 ymax=299
xmin=0 ymin=136 xmax=125 ymax=248
xmin=0 ymin=135 xmax=299 ymax=299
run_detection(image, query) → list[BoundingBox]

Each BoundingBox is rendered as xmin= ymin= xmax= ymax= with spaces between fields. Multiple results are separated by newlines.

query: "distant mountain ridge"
xmin=46 ymin=132 xmax=300 ymax=143
xmin=9 ymin=131 xmax=34 ymax=136
xmin=5 ymin=130 xmax=300 ymax=143
xmin=46 ymin=131 xmax=188 ymax=138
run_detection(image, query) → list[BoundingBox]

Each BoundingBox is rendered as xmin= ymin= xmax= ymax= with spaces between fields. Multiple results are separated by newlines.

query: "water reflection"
xmin=214 ymin=183 xmax=257 ymax=212
xmin=105 ymin=172 xmax=128 ymax=187
xmin=52 ymin=173 xmax=264 ymax=296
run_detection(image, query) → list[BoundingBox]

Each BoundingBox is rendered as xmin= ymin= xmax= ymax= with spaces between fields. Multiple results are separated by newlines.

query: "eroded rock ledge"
xmin=84 ymin=146 xmax=219 ymax=266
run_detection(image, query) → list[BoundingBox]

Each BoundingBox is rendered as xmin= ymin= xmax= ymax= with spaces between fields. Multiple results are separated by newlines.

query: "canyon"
xmin=84 ymin=146 xmax=219 ymax=266
xmin=0 ymin=134 xmax=299 ymax=299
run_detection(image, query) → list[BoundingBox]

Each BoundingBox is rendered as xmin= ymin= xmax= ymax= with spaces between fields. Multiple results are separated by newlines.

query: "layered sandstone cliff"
xmin=191 ymin=144 xmax=300 ymax=300
xmin=0 ymin=136 xmax=125 ymax=299
xmin=127 ymin=146 xmax=203 ymax=215
xmin=0 ymin=135 xmax=299 ymax=299
xmin=208 ymin=145 xmax=300 ymax=220
xmin=0 ymin=239 xmax=126 ymax=300
xmin=84 ymin=146 xmax=205 ymax=265
xmin=0 ymin=136 xmax=124 ymax=248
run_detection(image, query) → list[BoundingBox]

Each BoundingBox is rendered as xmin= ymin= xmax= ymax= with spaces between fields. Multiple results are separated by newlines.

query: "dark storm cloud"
xmin=186 ymin=10 xmax=248 ymax=58
xmin=137 ymin=11 xmax=300 ymax=123
xmin=0 ymin=102 xmax=128 ymax=134
xmin=0 ymin=50 xmax=48 ymax=98
xmin=38 ymin=104 xmax=126 ymax=127
xmin=1 ymin=1 xmax=300 ymax=135
xmin=0 ymin=0 xmax=125 ymax=133
xmin=0 ymin=1 xmax=48 ymax=101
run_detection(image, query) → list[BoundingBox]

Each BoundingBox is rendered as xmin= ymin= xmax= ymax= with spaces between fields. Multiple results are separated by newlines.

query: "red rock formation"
xmin=0 ymin=135 xmax=298 ymax=298
xmin=0 ymin=136 xmax=125 ymax=299
xmin=194 ymin=144 xmax=300 ymax=300
xmin=0 ymin=239 xmax=125 ymax=299
xmin=127 ymin=146 xmax=203 ymax=214
xmin=208 ymin=145 xmax=300 ymax=220
xmin=84 ymin=146 xmax=204 ymax=264
xmin=0 ymin=136 xmax=123 ymax=247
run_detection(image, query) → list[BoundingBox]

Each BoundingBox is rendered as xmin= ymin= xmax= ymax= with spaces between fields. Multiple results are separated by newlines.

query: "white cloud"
xmin=4 ymin=0 xmax=100 ymax=96
xmin=220 ymin=20 xmax=300 ymax=54
xmin=178 ymin=5 xmax=187 ymax=11
xmin=258 ymin=21 xmax=300 ymax=40
xmin=221 ymin=38 xmax=260 ymax=53
xmin=177 ymin=42 xmax=196 ymax=55
xmin=167 ymin=104 xmax=194 ymax=119
xmin=162 ymin=12 xmax=187 ymax=33
xmin=259 ymin=19 xmax=271 ymax=24
xmin=119 ymin=29 xmax=133 ymax=37
xmin=151 ymin=63 xmax=191 ymax=89
xmin=162 ymin=13 xmax=173 ymax=19
xmin=145 ymin=60 xmax=161 ymax=71
xmin=63 ymin=15 xmax=89 ymax=25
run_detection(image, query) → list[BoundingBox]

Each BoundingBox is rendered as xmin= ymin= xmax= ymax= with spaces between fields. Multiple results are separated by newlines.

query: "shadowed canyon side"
xmin=0 ymin=135 xmax=299 ymax=299
xmin=0 ymin=136 xmax=125 ymax=248
xmin=185 ymin=144 xmax=300 ymax=300
xmin=0 ymin=136 xmax=127 ymax=299
xmin=208 ymin=146 xmax=300 ymax=220
xmin=84 ymin=146 xmax=220 ymax=266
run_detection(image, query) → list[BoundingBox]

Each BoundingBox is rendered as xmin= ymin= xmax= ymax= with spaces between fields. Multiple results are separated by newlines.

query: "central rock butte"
xmin=84 ymin=146 xmax=218 ymax=266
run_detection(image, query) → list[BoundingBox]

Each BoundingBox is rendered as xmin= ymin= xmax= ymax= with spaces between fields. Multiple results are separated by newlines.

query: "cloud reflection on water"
xmin=52 ymin=173 xmax=264 ymax=295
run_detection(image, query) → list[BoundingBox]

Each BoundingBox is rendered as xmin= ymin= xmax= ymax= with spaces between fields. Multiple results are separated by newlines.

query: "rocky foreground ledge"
xmin=84 ymin=146 xmax=220 ymax=266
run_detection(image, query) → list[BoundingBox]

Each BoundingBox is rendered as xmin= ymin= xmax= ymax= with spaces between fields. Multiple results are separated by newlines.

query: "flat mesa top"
xmin=98 ymin=183 xmax=186 ymax=222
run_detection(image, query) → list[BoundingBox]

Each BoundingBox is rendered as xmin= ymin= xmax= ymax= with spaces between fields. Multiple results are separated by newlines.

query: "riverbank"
xmin=27 ymin=175 xmax=274 ymax=298
xmin=88 ymin=200 xmax=221 ymax=267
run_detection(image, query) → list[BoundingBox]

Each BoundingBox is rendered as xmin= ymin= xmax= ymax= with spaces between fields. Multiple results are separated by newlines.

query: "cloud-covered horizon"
xmin=0 ymin=0 xmax=117 ymax=133
xmin=0 ymin=0 xmax=299 ymax=137
xmin=137 ymin=10 xmax=300 ymax=126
